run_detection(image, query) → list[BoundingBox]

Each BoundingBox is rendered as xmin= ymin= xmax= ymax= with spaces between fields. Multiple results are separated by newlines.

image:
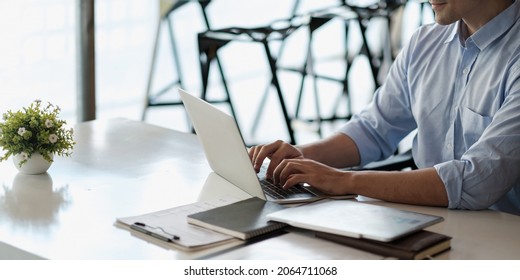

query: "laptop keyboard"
xmin=260 ymin=179 xmax=316 ymax=199
xmin=258 ymin=164 xmax=316 ymax=199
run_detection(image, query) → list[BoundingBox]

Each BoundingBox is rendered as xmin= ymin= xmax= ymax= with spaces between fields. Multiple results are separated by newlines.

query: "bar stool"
xmin=142 ymin=0 xmax=215 ymax=120
xmin=289 ymin=1 xmax=407 ymax=137
xmin=347 ymin=0 xmax=406 ymax=86
xmin=197 ymin=15 xmax=310 ymax=145
xmin=291 ymin=6 xmax=358 ymax=137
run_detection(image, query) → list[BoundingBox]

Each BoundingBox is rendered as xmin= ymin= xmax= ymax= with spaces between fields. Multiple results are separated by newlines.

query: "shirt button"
xmin=463 ymin=68 xmax=469 ymax=75
xmin=446 ymin=143 xmax=453 ymax=150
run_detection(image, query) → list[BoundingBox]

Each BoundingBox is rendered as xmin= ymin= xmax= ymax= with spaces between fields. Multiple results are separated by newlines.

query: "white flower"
xmin=45 ymin=119 xmax=54 ymax=128
xmin=20 ymin=152 xmax=29 ymax=160
xmin=49 ymin=134 xmax=58 ymax=144
xmin=17 ymin=127 xmax=26 ymax=136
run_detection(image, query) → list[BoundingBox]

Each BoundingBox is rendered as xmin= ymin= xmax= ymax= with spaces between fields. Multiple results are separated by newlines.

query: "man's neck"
xmin=459 ymin=23 xmax=470 ymax=45
xmin=463 ymin=0 xmax=514 ymax=36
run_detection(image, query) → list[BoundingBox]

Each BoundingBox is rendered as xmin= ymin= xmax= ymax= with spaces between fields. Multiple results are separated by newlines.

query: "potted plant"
xmin=0 ymin=100 xmax=75 ymax=174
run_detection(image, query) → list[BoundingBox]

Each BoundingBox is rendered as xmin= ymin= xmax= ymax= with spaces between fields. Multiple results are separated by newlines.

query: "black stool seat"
xmin=197 ymin=15 xmax=310 ymax=145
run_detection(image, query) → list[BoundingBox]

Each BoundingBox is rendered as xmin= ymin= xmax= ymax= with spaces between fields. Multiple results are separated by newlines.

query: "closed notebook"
xmin=187 ymin=197 xmax=287 ymax=240
xmin=316 ymin=230 xmax=451 ymax=260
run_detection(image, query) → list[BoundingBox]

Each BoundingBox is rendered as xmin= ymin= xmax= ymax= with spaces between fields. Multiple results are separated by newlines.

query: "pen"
xmin=130 ymin=222 xmax=180 ymax=242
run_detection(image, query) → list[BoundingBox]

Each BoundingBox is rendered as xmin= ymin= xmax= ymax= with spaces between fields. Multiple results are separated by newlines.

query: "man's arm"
xmin=348 ymin=168 xmax=449 ymax=206
xmin=297 ymin=133 xmax=361 ymax=168
xmin=273 ymin=158 xmax=449 ymax=207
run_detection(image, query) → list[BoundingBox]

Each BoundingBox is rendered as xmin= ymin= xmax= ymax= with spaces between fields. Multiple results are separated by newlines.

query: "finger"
xmin=266 ymin=148 xmax=287 ymax=179
xmin=252 ymin=144 xmax=271 ymax=173
xmin=271 ymin=159 xmax=281 ymax=184
xmin=250 ymin=145 xmax=262 ymax=164
xmin=254 ymin=141 xmax=283 ymax=176
xmin=277 ymin=159 xmax=306 ymax=186
xmin=266 ymin=140 xmax=296 ymax=178
xmin=273 ymin=158 xmax=300 ymax=185
xmin=248 ymin=146 xmax=256 ymax=161
xmin=282 ymin=174 xmax=307 ymax=190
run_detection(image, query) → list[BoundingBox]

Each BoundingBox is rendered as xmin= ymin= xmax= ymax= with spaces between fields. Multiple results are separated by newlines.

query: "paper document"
xmin=116 ymin=196 xmax=242 ymax=251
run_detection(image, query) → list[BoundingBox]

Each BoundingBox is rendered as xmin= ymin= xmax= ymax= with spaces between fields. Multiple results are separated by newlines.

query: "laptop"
xmin=178 ymin=88 xmax=355 ymax=204
xmin=267 ymin=199 xmax=444 ymax=242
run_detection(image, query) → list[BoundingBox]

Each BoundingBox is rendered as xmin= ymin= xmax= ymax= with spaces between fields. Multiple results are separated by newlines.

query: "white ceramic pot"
xmin=12 ymin=152 xmax=53 ymax=175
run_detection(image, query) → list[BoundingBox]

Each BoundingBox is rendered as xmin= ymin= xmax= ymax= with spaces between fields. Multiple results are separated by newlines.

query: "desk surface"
xmin=1 ymin=118 xmax=519 ymax=260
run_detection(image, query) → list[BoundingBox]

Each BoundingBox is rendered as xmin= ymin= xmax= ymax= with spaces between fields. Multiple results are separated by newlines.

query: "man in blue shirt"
xmin=249 ymin=0 xmax=520 ymax=215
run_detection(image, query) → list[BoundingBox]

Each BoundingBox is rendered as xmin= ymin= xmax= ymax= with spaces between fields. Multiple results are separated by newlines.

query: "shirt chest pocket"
xmin=460 ymin=106 xmax=493 ymax=149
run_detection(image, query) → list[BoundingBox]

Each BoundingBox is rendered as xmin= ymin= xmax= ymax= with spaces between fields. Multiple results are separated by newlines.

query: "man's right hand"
xmin=248 ymin=140 xmax=304 ymax=180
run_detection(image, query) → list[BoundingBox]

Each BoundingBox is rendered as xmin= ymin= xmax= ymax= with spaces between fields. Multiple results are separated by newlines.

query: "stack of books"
xmin=188 ymin=198 xmax=451 ymax=259
xmin=124 ymin=196 xmax=451 ymax=259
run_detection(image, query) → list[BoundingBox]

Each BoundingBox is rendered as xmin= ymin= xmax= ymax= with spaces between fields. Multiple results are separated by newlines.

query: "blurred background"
xmin=0 ymin=0 xmax=433 ymax=146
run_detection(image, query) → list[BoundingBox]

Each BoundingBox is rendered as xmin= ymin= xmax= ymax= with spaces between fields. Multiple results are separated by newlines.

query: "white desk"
xmin=1 ymin=118 xmax=519 ymax=259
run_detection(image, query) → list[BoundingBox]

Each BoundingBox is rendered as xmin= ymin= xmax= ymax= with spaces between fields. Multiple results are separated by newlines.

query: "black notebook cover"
xmin=187 ymin=197 xmax=287 ymax=240
xmin=316 ymin=230 xmax=451 ymax=260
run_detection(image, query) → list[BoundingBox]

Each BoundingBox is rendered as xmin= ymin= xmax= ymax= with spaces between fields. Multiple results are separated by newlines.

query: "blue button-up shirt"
xmin=340 ymin=1 xmax=520 ymax=215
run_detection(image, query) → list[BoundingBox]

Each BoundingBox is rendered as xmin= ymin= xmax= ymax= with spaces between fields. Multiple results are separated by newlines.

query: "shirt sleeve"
xmin=338 ymin=35 xmax=417 ymax=167
xmin=435 ymin=65 xmax=520 ymax=210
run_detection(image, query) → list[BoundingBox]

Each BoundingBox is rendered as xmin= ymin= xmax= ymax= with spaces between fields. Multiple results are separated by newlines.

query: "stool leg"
xmin=198 ymin=37 xmax=212 ymax=102
xmin=249 ymin=0 xmax=303 ymax=142
xmin=142 ymin=20 xmax=161 ymax=120
xmin=214 ymin=57 xmax=238 ymax=122
xmin=250 ymin=81 xmax=271 ymax=139
xmin=334 ymin=18 xmax=352 ymax=121
xmin=262 ymin=41 xmax=297 ymax=145
xmin=197 ymin=2 xmax=238 ymax=122
xmin=142 ymin=13 xmax=186 ymax=121
xmin=198 ymin=36 xmax=243 ymax=136
xmin=307 ymin=26 xmax=323 ymax=137
xmin=166 ymin=16 xmax=184 ymax=90
xmin=294 ymin=23 xmax=313 ymax=121
xmin=357 ymin=16 xmax=381 ymax=88
xmin=294 ymin=16 xmax=336 ymax=136
xmin=197 ymin=2 xmax=240 ymax=125
xmin=295 ymin=16 xmax=353 ymax=137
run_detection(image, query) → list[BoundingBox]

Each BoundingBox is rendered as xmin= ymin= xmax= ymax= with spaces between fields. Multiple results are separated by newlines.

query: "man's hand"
xmin=273 ymin=158 xmax=350 ymax=194
xmin=248 ymin=140 xmax=303 ymax=179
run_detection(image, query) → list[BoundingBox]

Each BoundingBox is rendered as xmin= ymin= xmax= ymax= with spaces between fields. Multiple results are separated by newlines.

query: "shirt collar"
xmin=443 ymin=23 xmax=458 ymax=44
xmin=443 ymin=0 xmax=520 ymax=49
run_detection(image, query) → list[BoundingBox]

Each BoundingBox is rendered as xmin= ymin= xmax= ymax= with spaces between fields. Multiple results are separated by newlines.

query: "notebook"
xmin=178 ymin=88 xmax=355 ymax=204
xmin=187 ymin=197 xmax=287 ymax=240
xmin=267 ymin=199 xmax=444 ymax=242
xmin=316 ymin=230 xmax=451 ymax=260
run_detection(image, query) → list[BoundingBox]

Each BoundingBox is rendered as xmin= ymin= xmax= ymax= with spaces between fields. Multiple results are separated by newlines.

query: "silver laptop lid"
xmin=178 ymin=88 xmax=267 ymax=200
xmin=267 ymin=200 xmax=444 ymax=242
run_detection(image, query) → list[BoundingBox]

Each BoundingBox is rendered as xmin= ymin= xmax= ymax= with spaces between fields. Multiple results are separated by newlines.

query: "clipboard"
xmin=116 ymin=196 xmax=243 ymax=251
